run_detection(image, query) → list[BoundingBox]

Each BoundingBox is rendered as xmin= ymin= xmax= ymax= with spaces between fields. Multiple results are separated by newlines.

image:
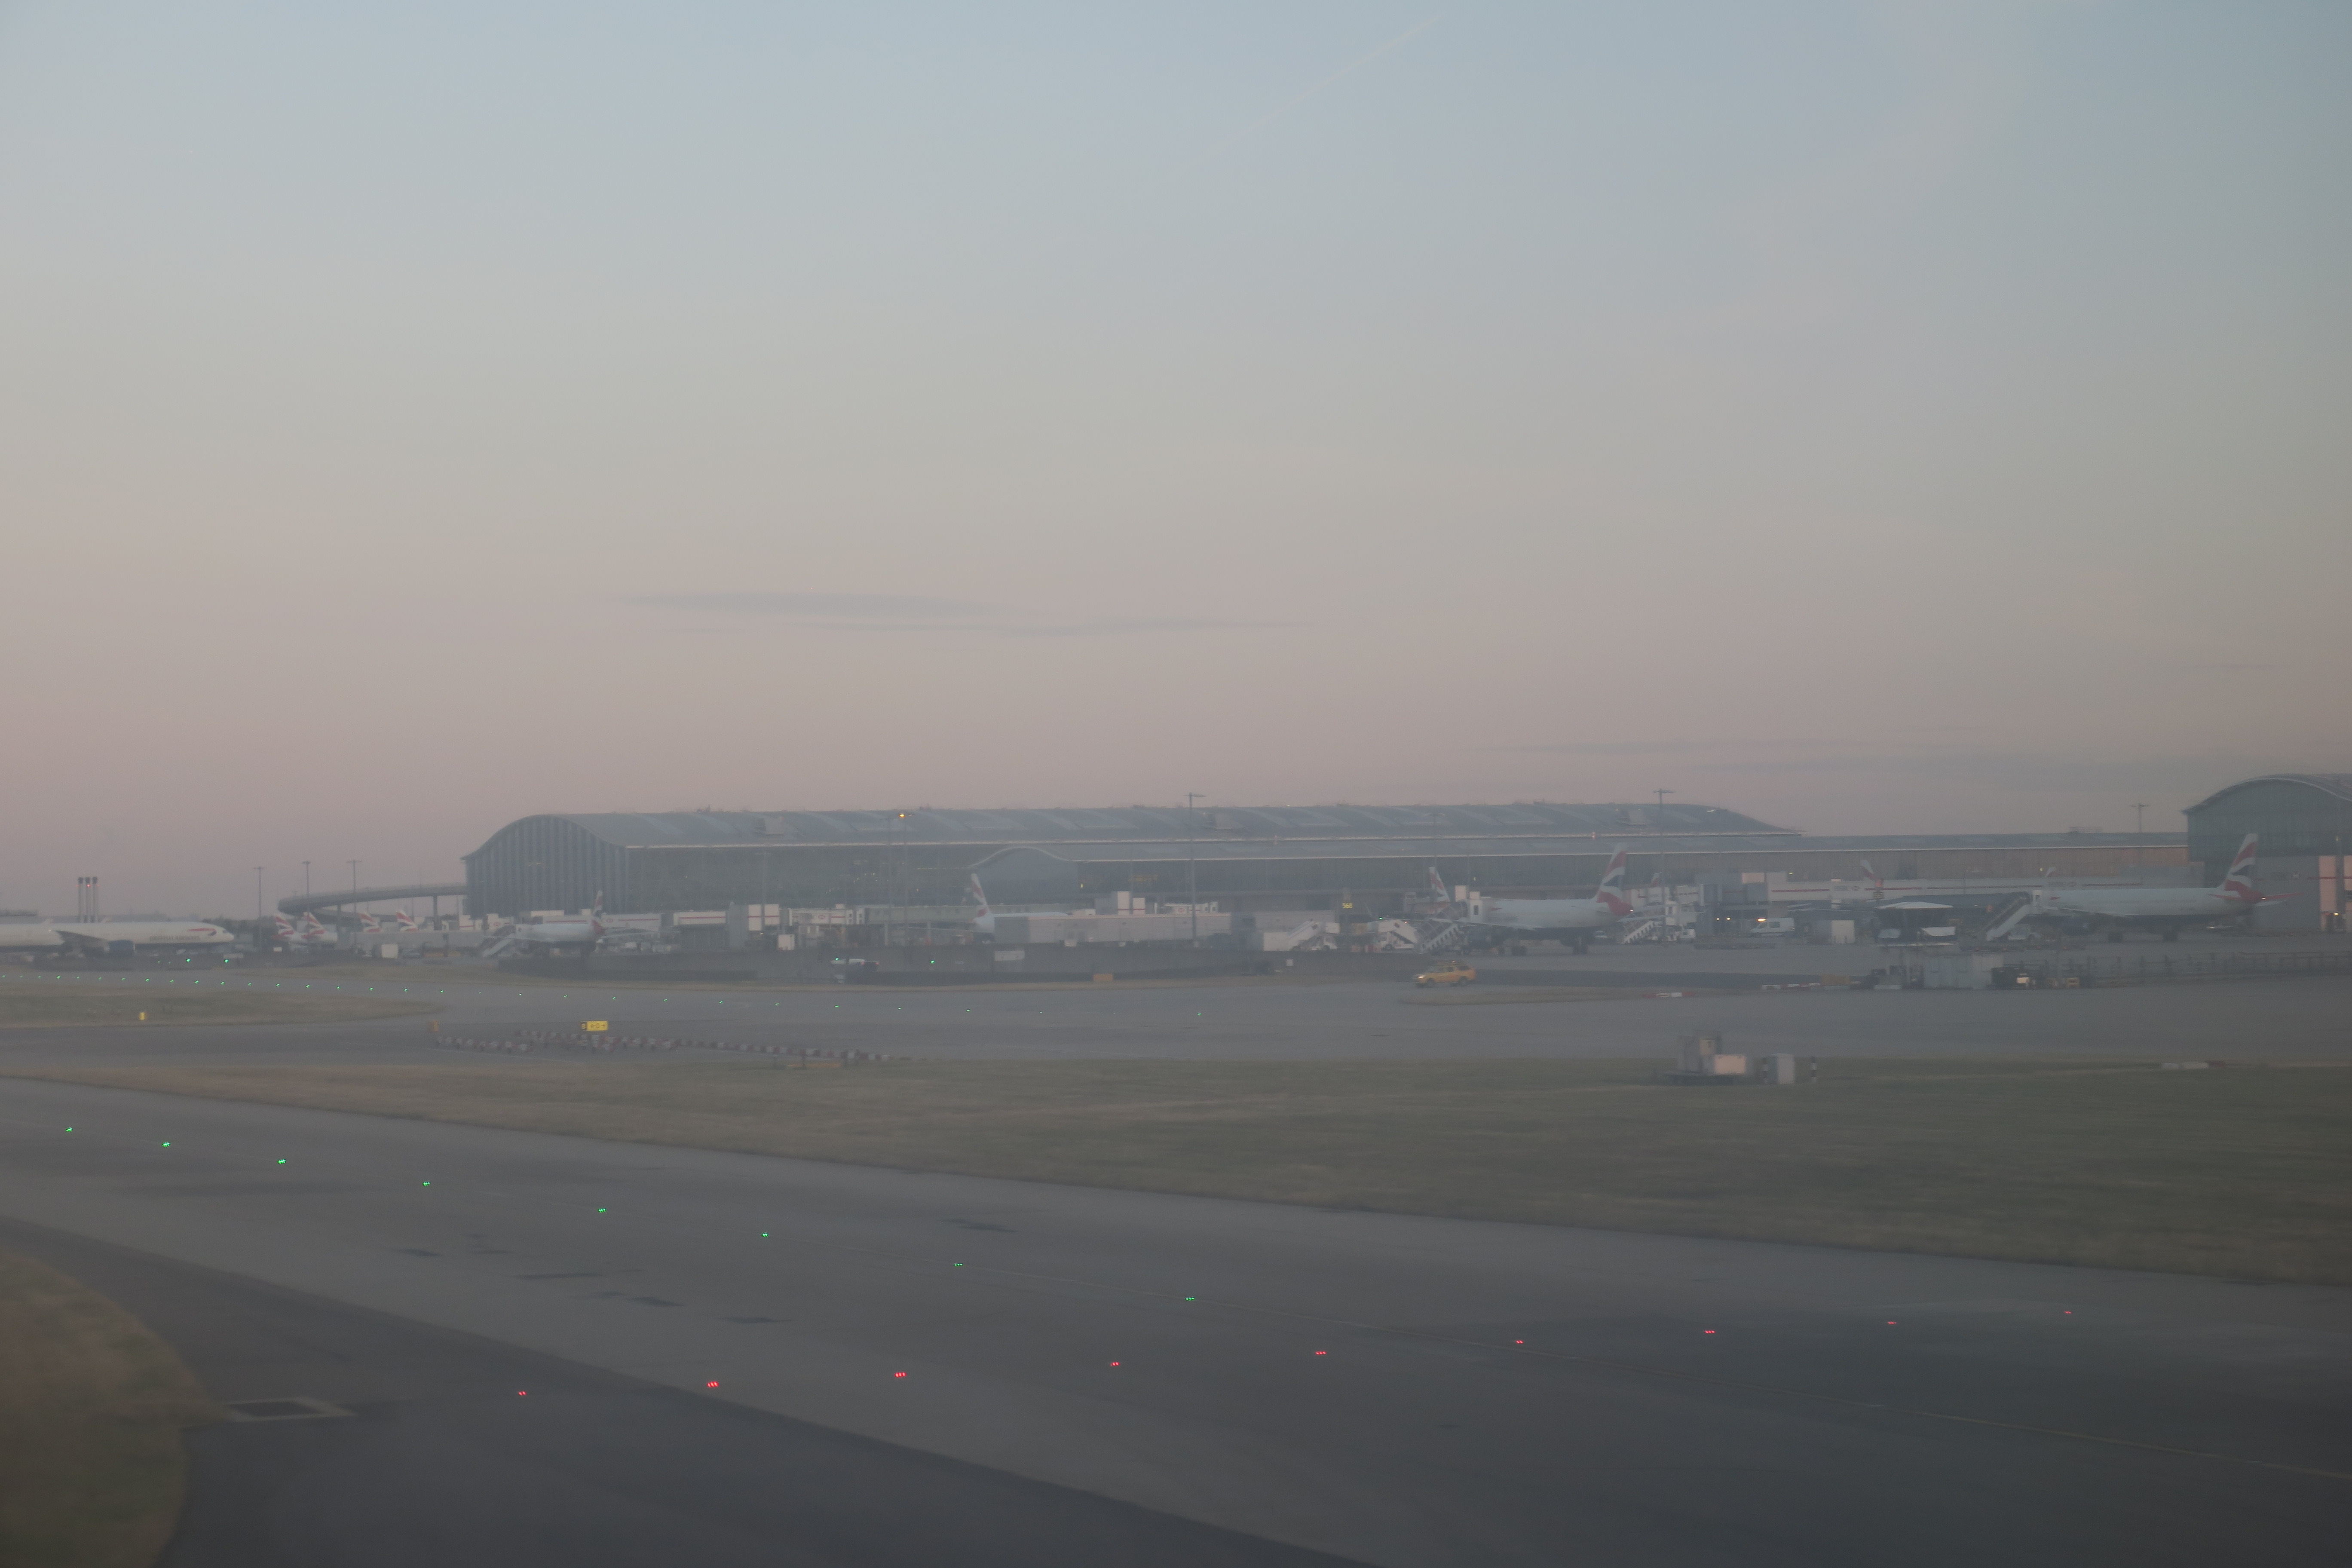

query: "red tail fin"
xmin=1595 ymin=849 xmax=1633 ymax=916
xmin=2219 ymin=835 xmax=2259 ymax=904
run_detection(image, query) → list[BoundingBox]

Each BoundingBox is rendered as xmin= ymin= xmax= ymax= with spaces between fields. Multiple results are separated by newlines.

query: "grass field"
xmin=0 ymin=1251 xmax=216 ymax=1568
xmin=0 ymin=981 xmax=440 ymax=1029
xmin=9 ymin=1056 xmax=2346 ymax=1284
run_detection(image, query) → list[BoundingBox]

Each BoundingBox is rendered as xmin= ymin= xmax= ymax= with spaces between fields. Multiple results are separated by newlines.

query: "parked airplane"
xmin=481 ymin=898 xmax=607 ymax=959
xmin=1427 ymin=849 xmax=1635 ymax=955
xmin=0 ymin=919 xmax=237 ymax=956
xmin=965 ymin=874 xmax=1075 ymax=936
xmin=357 ymin=913 xmax=383 ymax=934
xmin=394 ymin=910 xmax=421 ymax=932
xmin=274 ymin=914 xmax=335 ymax=950
xmin=2022 ymin=834 xmax=2271 ymax=940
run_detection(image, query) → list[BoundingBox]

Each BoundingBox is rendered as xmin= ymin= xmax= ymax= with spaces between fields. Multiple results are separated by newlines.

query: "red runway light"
xmin=517 ymin=1390 xmax=528 ymax=1397
xmin=894 ymin=1371 xmax=907 ymax=1378
xmin=1109 ymin=1361 xmax=1120 ymax=1367
xmin=1703 ymin=1329 xmax=1715 ymax=1334
xmin=705 ymin=1381 xmax=719 ymax=1388
xmin=1314 ymin=1350 xmax=1326 ymax=1356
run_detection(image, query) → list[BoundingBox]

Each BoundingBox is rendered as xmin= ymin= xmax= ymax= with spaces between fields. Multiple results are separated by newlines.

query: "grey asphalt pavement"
xmin=0 ymin=1216 xmax=1361 ymax=1568
xmin=1 ymin=1075 xmax=2345 ymax=1566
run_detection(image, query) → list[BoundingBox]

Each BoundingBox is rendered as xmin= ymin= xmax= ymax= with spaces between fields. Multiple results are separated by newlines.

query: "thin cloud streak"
xmin=621 ymin=595 xmax=1298 ymax=638
xmin=995 ymin=618 xmax=1302 ymax=638
xmin=624 ymin=591 xmax=994 ymax=619
xmin=1492 ymin=738 xmax=1829 ymax=757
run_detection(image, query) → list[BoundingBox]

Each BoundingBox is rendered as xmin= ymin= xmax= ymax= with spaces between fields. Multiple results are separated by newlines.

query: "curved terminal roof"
xmin=971 ymin=829 xmax=2180 ymax=868
xmin=2186 ymin=774 xmax=2352 ymax=813
xmin=501 ymin=802 xmax=1795 ymax=853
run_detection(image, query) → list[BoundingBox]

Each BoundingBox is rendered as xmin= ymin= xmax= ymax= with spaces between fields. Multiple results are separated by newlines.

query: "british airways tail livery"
xmin=1436 ymin=848 xmax=1634 ymax=955
xmin=965 ymin=873 xmax=1077 ymax=936
xmin=2027 ymin=834 xmax=2269 ymax=940
xmin=1593 ymin=848 xmax=1633 ymax=916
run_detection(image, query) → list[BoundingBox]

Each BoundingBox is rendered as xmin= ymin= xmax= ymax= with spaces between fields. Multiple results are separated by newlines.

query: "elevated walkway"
xmin=278 ymin=883 xmax=466 ymax=917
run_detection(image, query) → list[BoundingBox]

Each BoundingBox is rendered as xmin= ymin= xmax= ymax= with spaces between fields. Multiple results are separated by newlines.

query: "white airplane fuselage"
xmin=1465 ymin=896 xmax=1623 ymax=934
xmin=970 ymin=908 xmax=1078 ymax=936
xmin=513 ymin=920 xmax=598 ymax=946
xmin=0 ymin=922 xmax=236 ymax=953
xmin=485 ymin=910 xmax=608 ymax=955
xmin=965 ymin=873 xmax=1074 ymax=936
xmin=2030 ymin=886 xmax=2255 ymax=924
xmin=2024 ymin=833 xmax=2265 ymax=933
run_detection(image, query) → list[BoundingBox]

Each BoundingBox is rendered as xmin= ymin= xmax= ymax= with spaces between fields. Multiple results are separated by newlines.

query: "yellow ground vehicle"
xmin=1413 ymin=959 xmax=1476 ymax=987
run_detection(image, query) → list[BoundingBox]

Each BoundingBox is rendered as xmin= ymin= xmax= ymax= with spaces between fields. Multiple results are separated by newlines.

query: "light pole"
xmin=254 ymin=867 xmax=264 ymax=922
xmin=1185 ymin=793 xmax=1204 ymax=944
xmin=302 ymin=861 xmax=311 ymax=897
xmin=2132 ymin=802 xmax=2149 ymax=870
xmin=1654 ymin=788 xmax=1674 ymax=810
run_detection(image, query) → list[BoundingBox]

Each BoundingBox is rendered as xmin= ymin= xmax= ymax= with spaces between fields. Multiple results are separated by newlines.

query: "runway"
xmin=2 ymin=1073 xmax=2345 ymax=1566
xmin=0 ymin=1217 xmax=1351 ymax=1568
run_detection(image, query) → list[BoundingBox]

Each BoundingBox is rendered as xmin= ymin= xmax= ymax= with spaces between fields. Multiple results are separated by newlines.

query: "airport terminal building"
xmin=462 ymin=802 xmax=2189 ymax=920
xmin=2184 ymin=773 xmax=2352 ymax=930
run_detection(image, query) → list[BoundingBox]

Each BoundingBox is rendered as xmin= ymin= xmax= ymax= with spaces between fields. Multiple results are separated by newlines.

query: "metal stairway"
xmin=1980 ymin=894 xmax=2035 ymax=942
xmin=1415 ymin=920 xmax=1470 ymax=954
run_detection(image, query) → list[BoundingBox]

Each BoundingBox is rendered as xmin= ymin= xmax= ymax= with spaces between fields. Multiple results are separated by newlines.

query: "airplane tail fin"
xmin=1595 ymin=848 xmax=1634 ymax=916
xmin=591 ymin=892 xmax=606 ymax=938
xmin=1425 ymin=866 xmax=1455 ymax=908
xmin=2220 ymin=835 xmax=2260 ymax=904
xmin=969 ymin=874 xmax=992 ymax=919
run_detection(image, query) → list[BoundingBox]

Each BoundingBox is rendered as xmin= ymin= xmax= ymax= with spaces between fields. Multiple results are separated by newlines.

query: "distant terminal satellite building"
xmin=461 ymin=802 xmax=2188 ymax=921
xmin=2184 ymin=774 xmax=2352 ymax=931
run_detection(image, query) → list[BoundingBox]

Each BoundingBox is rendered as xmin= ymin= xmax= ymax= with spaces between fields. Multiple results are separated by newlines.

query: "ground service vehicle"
xmin=1415 ymin=960 xmax=1476 ymax=988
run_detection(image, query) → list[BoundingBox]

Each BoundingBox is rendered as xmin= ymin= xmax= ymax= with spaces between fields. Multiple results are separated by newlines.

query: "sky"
xmin=1 ymin=1 xmax=2345 ymax=915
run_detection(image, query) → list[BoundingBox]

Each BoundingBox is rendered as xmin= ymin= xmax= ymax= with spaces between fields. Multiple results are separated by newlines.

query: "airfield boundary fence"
xmin=1995 ymin=948 xmax=2352 ymax=988
xmin=426 ymin=1029 xmax=906 ymax=1062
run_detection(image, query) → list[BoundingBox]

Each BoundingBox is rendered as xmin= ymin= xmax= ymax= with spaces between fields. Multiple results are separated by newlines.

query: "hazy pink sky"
xmin=2 ymin=2 xmax=2345 ymax=915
